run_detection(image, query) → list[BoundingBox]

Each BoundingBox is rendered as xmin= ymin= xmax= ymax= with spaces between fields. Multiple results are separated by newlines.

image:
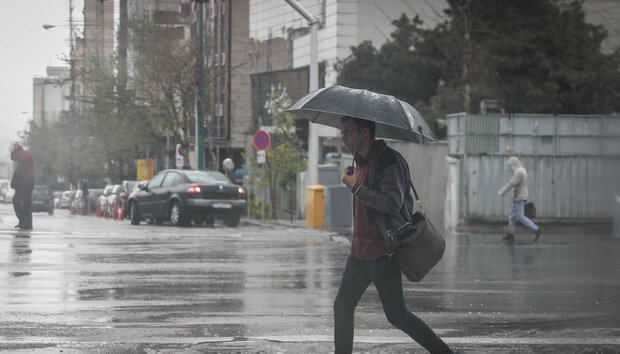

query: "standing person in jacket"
xmin=335 ymin=116 xmax=456 ymax=354
xmin=10 ymin=142 xmax=35 ymax=230
xmin=81 ymin=179 xmax=89 ymax=215
xmin=498 ymin=156 xmax=542 ymax=242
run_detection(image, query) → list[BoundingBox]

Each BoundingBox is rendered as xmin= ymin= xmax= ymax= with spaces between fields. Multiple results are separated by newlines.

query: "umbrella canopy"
xmin=286 ymin=85 xmax=435 ymax=142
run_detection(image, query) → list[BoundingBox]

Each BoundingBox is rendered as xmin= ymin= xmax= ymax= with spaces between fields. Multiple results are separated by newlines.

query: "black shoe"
xmin=19 ymin=225 xmax=32 ymax=230
xmin=535 ymin=227 xmax=543 ymax=242
xmin=503 ymin=233 xmax=515 ymax=242
xmin=14 ymin=224 xmax=22 ymax=229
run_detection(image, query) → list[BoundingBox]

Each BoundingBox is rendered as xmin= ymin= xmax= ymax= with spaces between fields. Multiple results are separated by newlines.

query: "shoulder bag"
xmin=386 ymin=181 xmax=446 ymax=282
xmin=524 ymin=201 xmax=536 ymax=218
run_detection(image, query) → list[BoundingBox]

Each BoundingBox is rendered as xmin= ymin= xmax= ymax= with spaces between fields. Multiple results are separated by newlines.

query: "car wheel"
xmin=129 ymin=202 xmax=141 ymax=225
xmin=223 ymin=212 xmax=241 ymax=227
xmin=193 ymin=216 xmax=205 ymax=226
xmin=169 ymin=201 xmax=189 ymax=226
xmin=206 ymin=216 xmax=215 ymax=226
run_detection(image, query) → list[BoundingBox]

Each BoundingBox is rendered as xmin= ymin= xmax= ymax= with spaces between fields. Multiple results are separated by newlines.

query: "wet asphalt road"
xmin=0 ymin=203 xmax=619 ymax=354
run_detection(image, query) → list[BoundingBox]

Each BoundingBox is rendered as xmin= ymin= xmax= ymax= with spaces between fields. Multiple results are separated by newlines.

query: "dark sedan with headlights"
xmin=126 ymin=169 xmax=246 ymax=227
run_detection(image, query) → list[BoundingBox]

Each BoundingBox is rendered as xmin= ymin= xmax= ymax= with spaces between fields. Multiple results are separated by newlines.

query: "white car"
xmin=98 ymin=185 xmax=114 ymax=216
xmin=3 ymin=189 xmax=15 ymax=204
xmin=105 ymin=184 xmax=122 ymax=216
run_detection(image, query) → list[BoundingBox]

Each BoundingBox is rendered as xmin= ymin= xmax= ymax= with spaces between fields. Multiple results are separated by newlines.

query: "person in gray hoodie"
xmin=498 ymin=156 xmax=542 ymax=242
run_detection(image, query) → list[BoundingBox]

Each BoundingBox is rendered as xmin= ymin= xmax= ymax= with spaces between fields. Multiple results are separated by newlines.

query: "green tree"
xmin=338 ymin=0 xmax=620 ymax=121
xmin=245 ymin=86 xmax=306 ymax=220
xmin=129 ymin=13 xmax=199 ymax=169
xmin=21 ymin=118 xmax=67 ymax=189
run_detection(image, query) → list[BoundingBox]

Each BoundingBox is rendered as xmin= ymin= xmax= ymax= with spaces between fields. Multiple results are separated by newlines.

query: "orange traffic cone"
xmin=116 ymin=201 xmax=124 ymax=220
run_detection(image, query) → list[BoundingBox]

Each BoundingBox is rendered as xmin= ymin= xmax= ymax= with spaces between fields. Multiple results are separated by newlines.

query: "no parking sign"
xmin=254 ymin=129 xmax=270 ymax=150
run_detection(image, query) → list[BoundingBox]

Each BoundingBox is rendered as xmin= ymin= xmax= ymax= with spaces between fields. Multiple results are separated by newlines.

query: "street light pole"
xmin=283 ymin=0 xmax=320 ymax=185
xmin=196 ymin=1 xmax=206 ymax=170
xmin=68 ymin=0 xmax=77 ymax=188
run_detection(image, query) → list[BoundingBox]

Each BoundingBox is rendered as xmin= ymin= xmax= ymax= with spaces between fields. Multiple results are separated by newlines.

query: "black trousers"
xmin=13 ymin=179 xmax=34 ymax=228
xmin=334 ymin=255 xmax=453 ymax=354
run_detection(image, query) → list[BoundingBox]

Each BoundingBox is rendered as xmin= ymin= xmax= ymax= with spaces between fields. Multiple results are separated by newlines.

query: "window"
xmin=148 ymin=172 xmax=167 ymax=189
xmin=161 ymin=172 xmax=179 ymax=188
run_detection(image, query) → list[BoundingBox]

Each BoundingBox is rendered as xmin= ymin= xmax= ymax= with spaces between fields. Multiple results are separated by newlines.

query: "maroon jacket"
xmin=351 ymin=140 xmax=414 ymax=260
xmin=351 ymin=140 xmax=413 ymax=260
xmin=11 ymin=148 xmax=35 ymax=180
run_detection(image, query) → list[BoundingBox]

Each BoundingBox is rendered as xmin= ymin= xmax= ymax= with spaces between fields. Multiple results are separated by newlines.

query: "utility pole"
xmin=195 ymin=1 xmax=206 ymax=170
xmin=117 ymin=0 xmax=128 ymax=181
xmin=462 ymin=0 xmax=472 ymax=113
xmin=69 ymin=0 xmax=77 ymax=188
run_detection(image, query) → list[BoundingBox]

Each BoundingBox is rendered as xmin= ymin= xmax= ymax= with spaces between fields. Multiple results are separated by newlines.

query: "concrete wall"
xmin=448 ymin=113 xmax=620 ymax=222
xmin=388 ymin=141 xmax=449 ymax=231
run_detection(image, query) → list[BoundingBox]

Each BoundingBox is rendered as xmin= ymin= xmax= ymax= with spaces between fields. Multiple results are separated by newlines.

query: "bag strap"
xmin=408 ymin=180 xmax=425 ymax=214
xmin=397 ymin=150 xmax=424 ymax=215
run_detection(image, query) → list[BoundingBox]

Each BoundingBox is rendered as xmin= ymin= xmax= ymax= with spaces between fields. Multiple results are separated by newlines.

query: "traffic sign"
xmin=175 ymin=144 xmax=184 ymax=169
xmin=254 ymin=129 xmax=270 ymax=150
xmin=257 ymin=150 xmax=266 ymax=164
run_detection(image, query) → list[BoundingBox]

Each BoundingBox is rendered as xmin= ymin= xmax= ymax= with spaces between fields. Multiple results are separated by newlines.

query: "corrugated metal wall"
xmin=448 ymin=113 xmax=620 ymax=220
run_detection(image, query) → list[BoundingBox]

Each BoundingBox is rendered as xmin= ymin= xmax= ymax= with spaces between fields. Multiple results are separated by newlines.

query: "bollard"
xmin=95 ymin=202 xmax=101 ymax=217
xmin=614 ymin=195 xmax=620 ymax=238
xmin=112 ymin=200 xmax=118 ymax=220
xmin=116 ymin=200 xmax=124 ymax=220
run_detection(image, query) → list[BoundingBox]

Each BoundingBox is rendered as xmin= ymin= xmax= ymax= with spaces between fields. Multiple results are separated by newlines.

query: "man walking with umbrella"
xmin=288 ymin=85 xmax=456 ymax=353
xmin=334 ymin=116 xmax=455 ymax=354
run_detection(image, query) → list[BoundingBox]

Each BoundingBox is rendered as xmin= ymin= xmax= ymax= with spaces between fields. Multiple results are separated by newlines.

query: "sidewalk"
xmin=244 ymin=215 xmax=615 ymax=237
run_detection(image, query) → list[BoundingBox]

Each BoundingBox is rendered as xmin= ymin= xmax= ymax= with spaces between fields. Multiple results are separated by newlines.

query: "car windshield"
xmin=184 ymin=171 xmax=231 ymax=184
xmin=32 ymin=188 xmax=50 ymax=196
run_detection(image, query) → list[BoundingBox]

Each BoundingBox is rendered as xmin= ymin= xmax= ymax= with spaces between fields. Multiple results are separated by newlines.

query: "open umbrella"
xmin=286 ymin=85 xmax=435 ymax=142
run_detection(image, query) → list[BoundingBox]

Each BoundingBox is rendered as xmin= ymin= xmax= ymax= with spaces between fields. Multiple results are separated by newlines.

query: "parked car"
xmin=105 ymin=184 xmax=122 ymax=216
xmin=98 ymin=185 xmax=115 ymax=216
xmin=71 ymin=189 xmax=83 ymax=212
xmin=126 ymin=169 xmax=246 ymax=227
xmin=87 ymin=188 xmax=103 ymax=214
xmin=31 ymin=185 xmax=54 ymax=215
xmin=53 ymin=191 xmax=63 ymax=208
xmin=3 ymin=189 xmax=15 ymax=204
xmin=120 ymin=180 xmax=140 ymax=219
xmin=58 ymin=190 xmax=75 ymax=209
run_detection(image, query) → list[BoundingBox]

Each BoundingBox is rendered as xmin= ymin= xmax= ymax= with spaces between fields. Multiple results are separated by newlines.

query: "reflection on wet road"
xmin=0 ymin=205 xmax=619 ymax=353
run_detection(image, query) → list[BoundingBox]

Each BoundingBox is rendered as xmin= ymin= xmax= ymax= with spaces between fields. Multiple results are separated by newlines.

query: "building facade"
xmin=32 ymin=67 xmax=71 ymax=126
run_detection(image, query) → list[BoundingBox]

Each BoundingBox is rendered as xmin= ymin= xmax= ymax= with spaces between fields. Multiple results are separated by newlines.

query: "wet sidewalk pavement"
xmin=1 ymin=206 xmax=619 ymax=354
xmin=245 ymin=217 xmax=620 ymax=354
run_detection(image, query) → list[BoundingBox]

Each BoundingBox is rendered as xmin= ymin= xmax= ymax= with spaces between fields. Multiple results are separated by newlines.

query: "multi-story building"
xmin=79 ymin=0 xmax=116 ymax=100
xmin=249 ymin=0 xmax=447 ymax=158
xmin=32 ymin=66 xmax=71 ymax=126
xmin=201 ymin=0 xmax=252 ymax=170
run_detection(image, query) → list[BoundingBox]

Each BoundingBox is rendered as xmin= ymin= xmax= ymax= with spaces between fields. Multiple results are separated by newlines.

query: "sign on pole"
xmin=257 ymin=150 xmax=266 ymax=164
xmin=176 ymin=143 xmax=184 ymax=169
xmin=254 ymin=129 xmax=270 ymax=150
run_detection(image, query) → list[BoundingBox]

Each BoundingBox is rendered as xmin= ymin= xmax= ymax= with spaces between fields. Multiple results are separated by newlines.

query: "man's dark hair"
xmin=341 ymin=116 xmax=376 ymax=139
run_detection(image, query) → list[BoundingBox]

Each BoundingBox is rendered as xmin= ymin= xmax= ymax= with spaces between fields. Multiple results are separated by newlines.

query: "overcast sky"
xmin=0 ymin=1 xmax=79 ymax=154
